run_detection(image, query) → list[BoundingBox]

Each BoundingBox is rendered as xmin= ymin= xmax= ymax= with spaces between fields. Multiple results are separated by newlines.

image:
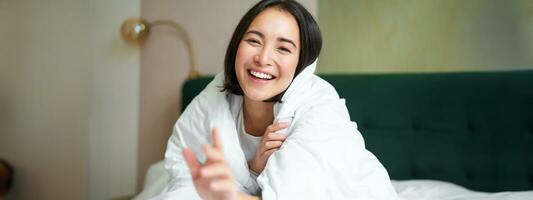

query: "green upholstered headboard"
xmin=180 ymin=70 xmax=533 ymax=192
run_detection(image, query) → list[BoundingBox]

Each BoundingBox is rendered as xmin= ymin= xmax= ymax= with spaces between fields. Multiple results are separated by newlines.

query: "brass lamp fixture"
xmin=120 ymin=18 xmax=200 ymax=80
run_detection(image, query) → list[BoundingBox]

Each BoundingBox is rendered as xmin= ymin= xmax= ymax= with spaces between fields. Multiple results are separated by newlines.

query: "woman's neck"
xmin=243 ymin=96 xmax=274 ymax=137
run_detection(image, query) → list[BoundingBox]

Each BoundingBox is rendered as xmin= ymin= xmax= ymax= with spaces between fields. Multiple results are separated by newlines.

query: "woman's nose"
xmin=254 ymin=48 xmax=273 ymax=67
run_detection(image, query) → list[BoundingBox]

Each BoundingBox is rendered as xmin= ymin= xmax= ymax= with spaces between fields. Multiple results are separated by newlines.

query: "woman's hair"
xmin=222 ymin=0 xmax=322 ymax=102
xmin=0 ymin=159 xmax=14 ymax=190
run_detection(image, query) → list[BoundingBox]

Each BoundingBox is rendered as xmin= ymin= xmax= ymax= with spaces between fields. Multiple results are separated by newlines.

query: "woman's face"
xmin=235 ymin=8 xmax=300 ymax=102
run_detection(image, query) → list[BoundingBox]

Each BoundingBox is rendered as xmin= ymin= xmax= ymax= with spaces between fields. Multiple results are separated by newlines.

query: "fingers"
xmin=258 ymin=123 xmax=288 ymax=157
xmin=266 ymin=122 xmax=290 ymax=133
xmin=257 ymin=133 xmax=284 ymax=158
xmin=260 ymin=143 xmax=280 ymax=158
xmin=264 ymin=123 xmax=289 ymax=142
xmin=264 ymin=132 xmax=287 ymax=141
xmin=262 ymin=148 xmax=277 ymax=158
xmin=200 ymin=139 xmax=236 ymax=194
xmin=248 ymin=123 xmax=289 ymax=174
xmin=197 ymin=159 xmax=236 ymax=195
xmin=203 ymin=144 xmax=225 ymax=164
xmin=182 ymin=148 xmax=201 ymax=178
xmin=264 ymin=140 xmax=283 ymax=150
xmin=211 ymin=128 xmax=223 ymax=150
xmin=183 ymin=146 xmax=227 ymax=180
xmin=204 ymin=128 xmax=225 ymax=164
xmin=200 ymin=163 xmax=231 ymax=179
xmin=185 ymin=128 xmax=237 ymax=196
xmin=208 ymin=179 xmax=235 ymax=192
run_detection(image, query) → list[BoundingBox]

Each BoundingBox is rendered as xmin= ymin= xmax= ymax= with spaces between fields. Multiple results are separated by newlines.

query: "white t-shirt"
xmin=236 ymin=107 xmax=262 ymax=162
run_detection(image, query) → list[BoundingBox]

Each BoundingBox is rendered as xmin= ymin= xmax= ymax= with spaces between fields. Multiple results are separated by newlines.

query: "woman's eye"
xmin=278 ymin=47 xmax=292 ymax=54
xmin=246 ymin=39 xmax=260 ymax=46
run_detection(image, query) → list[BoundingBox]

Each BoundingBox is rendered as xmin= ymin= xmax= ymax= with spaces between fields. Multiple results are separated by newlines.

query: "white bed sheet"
xmin=392 ymin=179 xmax=533 ymax=200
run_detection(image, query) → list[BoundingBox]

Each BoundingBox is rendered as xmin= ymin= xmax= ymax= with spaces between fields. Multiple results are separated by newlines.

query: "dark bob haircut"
xmin=0 ymin=159 xmax=14 ymax=191
xmin=222 ymin=0 xmax=322 ymax=102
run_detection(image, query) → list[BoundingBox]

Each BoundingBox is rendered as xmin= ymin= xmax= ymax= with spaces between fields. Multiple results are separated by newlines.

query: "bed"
xmin=135 ymin=70 xmax=533 ymax=200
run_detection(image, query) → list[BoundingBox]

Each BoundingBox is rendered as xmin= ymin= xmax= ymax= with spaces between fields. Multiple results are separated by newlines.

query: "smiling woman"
xmin=232 ymin=8 xmax=300 ymax=103
xmin=223 ymin=1 xmax=321 ymax=103
xmin=152 ymin=0 xmax=398 ymax=200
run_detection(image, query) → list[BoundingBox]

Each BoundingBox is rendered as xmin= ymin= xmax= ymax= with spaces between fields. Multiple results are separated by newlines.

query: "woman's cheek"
xmin=279 ymin=60 xmax=298 ymax=78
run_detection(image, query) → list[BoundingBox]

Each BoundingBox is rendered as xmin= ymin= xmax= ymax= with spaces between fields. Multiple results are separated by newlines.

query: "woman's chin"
xmin=244 ymin=92 xmax=274 ymax=102
xmin=247 ymin=96 xmax=271 ymax=102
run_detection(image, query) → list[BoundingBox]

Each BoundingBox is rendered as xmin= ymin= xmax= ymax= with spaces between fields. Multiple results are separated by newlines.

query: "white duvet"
xmin=139 ymin=162 xmax=533 ymax=200
xmin=151 ymin=61 xmax=398 ymax=199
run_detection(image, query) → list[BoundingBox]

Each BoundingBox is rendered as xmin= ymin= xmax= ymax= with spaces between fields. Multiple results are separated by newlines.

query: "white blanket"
xmin=137 ymin=163 xmax=533 ymax=200
xmin=151 ymin=61 xmax=398 ymax=200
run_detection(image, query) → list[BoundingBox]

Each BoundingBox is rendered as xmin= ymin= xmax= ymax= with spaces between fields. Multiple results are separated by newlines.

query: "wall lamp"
xmin=120 ymin=18 xmax=200 ymax=80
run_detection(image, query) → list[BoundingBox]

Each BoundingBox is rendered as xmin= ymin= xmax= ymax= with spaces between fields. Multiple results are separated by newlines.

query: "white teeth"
xmin=250 ymin=70 xmax=273 ymax=80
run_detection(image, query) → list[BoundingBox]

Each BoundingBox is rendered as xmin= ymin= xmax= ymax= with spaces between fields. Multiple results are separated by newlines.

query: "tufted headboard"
xmin=180 ymin=70 xmax=533 ymax=192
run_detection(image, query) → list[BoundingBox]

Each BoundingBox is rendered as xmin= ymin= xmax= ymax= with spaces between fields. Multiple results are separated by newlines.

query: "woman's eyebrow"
xmin=245 ymin=30 xmax=264 ymax=38
xmin=278 ymin=37 xmax=296 ymax=48
xmin=245 ymin=30 xmax=296 ymax=48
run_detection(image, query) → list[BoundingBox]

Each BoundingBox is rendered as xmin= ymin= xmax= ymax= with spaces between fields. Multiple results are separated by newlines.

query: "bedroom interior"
xmin=0 ymin=0 xmax=532 ymax=199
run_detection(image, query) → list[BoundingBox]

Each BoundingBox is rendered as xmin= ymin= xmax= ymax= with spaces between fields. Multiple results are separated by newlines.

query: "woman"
xmin=154 ymin=0 xmax=398 ymax=199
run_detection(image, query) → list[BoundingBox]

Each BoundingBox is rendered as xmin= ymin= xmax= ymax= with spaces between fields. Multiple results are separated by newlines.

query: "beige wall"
xmin=0 ymin=0 xmax=141 ymax=199
xmin=318 ymin=0 xmax=533 ymax=73
xmin=0 ymin=1 xmax=90 ymax=199
xmin=138 ymin=0 xmax=317 ymax=191
xmin=87 ymin=0 xmax=141 ymax=199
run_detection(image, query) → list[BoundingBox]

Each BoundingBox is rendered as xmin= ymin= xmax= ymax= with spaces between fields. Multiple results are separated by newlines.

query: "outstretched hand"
xmin=183 ymin=128 xmax=238 ymax=200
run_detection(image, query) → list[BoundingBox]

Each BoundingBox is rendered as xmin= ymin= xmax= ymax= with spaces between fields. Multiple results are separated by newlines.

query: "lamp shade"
xmin=120 ymin=18 xmax=150 ymax=45
xmin=120 ymin=17 xmax=200 ymax=79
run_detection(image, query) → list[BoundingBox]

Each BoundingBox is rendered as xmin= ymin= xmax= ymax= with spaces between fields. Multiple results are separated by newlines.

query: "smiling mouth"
xmin=248 ymin=70 xmax=276 ymax=80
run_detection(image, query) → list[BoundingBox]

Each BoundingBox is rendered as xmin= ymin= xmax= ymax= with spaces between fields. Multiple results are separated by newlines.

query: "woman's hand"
xmin=182 ymin=128 xmax=237 ymax=200
xmin=248 ymin=122 xmax=289 ymax=174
